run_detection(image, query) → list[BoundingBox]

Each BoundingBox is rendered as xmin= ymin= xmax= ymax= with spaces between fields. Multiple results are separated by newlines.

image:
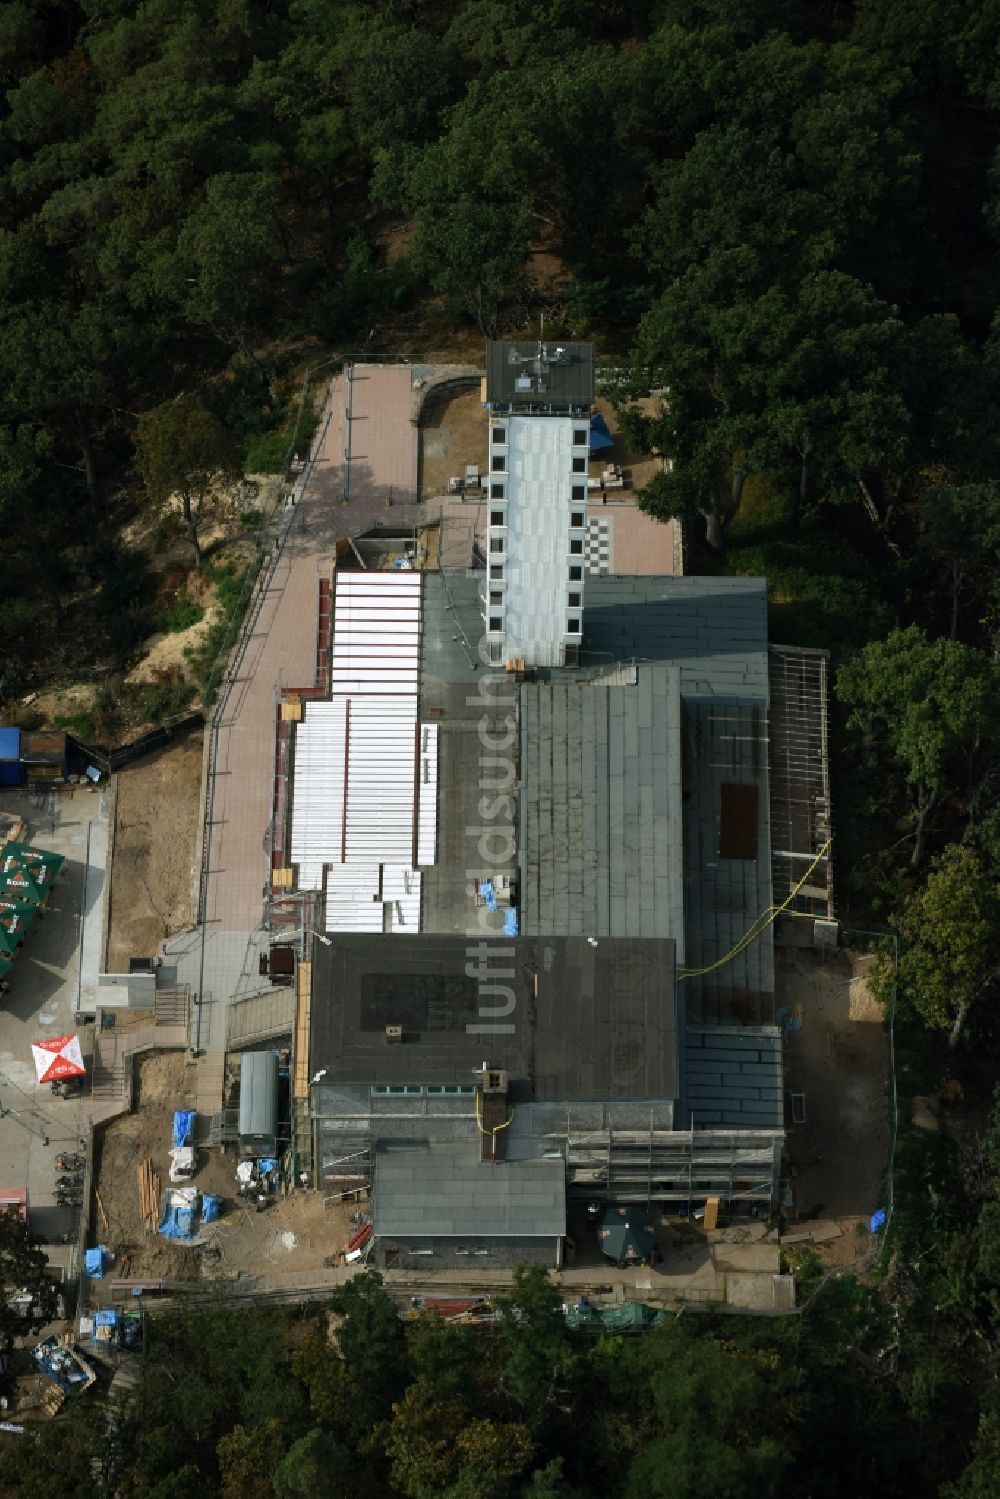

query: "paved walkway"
xmin=163 ymin=366 xmax=422 ymax=1106
xmin=0 ymin=787 xmax=108 ymax=1252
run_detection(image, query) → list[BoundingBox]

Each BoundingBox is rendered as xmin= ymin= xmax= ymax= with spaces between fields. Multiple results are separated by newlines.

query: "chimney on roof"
xmin=385 ymin=1025 xmax=402 ymax=1045
xmin=478 ymin=1067 xmax=510 ymax=1164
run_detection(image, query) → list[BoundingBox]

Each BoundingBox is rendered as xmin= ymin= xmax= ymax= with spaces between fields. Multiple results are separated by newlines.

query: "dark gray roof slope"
xmin=519 ymin=668 xmax=684 ymax=941
xmin=374 ymin=1143 xmax=566 ymax=1238
xmin=582 ymin=575 xmax=769 ymax=699
xmin=310 ymin=933 xmax=679 ymax=1103
xmin=416 ymin=571 xmax=776 ymax=1017
xmin=682 ymin=1028 xmax=783 ymax=1127
xmin=486 ymin=340 xmax=594 ymax=410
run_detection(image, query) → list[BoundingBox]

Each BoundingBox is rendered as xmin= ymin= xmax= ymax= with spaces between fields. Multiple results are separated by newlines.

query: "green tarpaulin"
xmin=564 ymin=1299 xmax=666 ymax=1333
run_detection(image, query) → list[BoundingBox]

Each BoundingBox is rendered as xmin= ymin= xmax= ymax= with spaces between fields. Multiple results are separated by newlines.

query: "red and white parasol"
xmin=31 ymin=1033 xmax=86 ymax=1085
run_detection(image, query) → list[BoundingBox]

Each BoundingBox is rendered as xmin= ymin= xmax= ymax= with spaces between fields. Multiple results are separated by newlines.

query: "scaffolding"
xmin=768 ymin=645 xmax=834 ymax=923
xmin=565 ymin=1127 xmax=781 ymax=1208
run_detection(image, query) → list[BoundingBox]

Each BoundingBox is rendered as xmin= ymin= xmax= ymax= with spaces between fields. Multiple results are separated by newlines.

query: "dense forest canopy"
xmin=3 ymin=1 xmax=1000 ymax=1492
xmin=1 ymin=1254 xmax=999 ymax=1499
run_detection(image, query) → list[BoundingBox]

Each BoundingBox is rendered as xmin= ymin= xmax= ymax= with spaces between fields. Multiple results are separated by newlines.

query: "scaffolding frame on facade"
xmin=767 ymin=644 xmax=834 ymax=922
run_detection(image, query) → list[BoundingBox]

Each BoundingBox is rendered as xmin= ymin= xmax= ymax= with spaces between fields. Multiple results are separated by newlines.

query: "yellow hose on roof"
xmin=677 ymin=836 xmax=833 ymax=981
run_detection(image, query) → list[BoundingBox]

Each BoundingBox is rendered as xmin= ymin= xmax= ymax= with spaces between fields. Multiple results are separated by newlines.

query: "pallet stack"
xmin=137 ymin=1159 xmax=160 ymax=1231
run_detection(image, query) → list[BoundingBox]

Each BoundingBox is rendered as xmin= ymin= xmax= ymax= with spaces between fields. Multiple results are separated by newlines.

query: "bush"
xmin=155 ymin=587 xmax=205 ymax=634
xmin=132 ymin=679 xmax=196 ymax=723
xmin=244 ymin=392 xmax=319 ymax=475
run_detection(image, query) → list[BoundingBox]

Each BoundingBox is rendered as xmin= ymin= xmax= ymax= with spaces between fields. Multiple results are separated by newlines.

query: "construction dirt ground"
xmin=419 ymin=387 xmax=665 ymax=501
xmin=93 ymin=1052 xmax=362 ymax=1283
xmin=105 ymin=728 xmax=204 ymax=971
xmin=779 ymin=946 xmax=890 ymax=1266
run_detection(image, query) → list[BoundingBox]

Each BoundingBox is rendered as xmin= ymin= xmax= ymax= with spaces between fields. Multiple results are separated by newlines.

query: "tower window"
xmin=490 ymin=510 xmax=504 ymax=526
xmin=490 ymin=590 xmax=503 ymax=606
xmin=491 ymin=454 xmax=506 ymax=472
xmin=491 ymin=482 xmax=505 ymax=499
xmin=570 ymin=539 xmax=583 ymax=554
xmin=490 ymin=537 xmax=504 ymax=554
xmin=571 ymin=512 xmax=584 ymax=528
xmin=567 ymin=618 xmax=581 ymax=633
xmin=489 ymin=616 xmax=503 ymax=631
xmin=490 ymin=565 xmax=503 ymax=580
xmin=573 ymin=429 xmax=588 ymax=445
xmin=569 ymin=565 xmax=582 ymax=580
xmin=568 ymin=592 xmax=581 ymax=608
xmin=572 ymin=485 xmax=586 ymax=500
xmin=572 ymin=457 xmax=586 ymax=473
xmin=492 ymin=427 xmax=506 ymax=445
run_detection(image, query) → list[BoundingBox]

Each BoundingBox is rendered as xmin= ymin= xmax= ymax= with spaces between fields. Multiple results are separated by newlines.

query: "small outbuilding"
xmin=373 ymin=1142 xmax=566 ymax=1270
xmin=238 ymin=1050 xmax=279 ymax=1158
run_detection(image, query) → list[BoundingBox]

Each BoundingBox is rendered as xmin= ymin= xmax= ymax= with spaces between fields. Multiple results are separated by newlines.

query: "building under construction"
xmin=273 ymin=343 xmax=832 ymax=1268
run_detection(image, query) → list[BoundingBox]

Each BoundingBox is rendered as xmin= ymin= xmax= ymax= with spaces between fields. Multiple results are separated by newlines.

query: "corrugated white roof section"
xmin=504 ymin=416 xmax=575 ymax=667
xmin=289 ymin=572 xmax=437 ymax=932
xmin=416 ymin=724 xmax=438 ymax=867
xmin=325 ymin=863 xmax=384 ymax=932
xmin=330 ymin=572 xmax=421 ymax=695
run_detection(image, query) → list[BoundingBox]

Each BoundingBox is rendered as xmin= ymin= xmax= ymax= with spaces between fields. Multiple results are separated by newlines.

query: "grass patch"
xmin=244 ymin=391 xmax=320 ymax=475
xmin=184 ymin=559 xmax=256 ymax=692
xmin=53 ymin=710 xmax=97 ymax=742
xmin=155 ymin=586 xmax=205 ymax=634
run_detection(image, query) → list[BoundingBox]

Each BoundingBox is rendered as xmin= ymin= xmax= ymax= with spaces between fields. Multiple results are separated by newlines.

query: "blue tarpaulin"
xmin=478 ymin=881 xmax=498 ymax=914
xmin=159 ymin=1190 xmax=198 ymax=1240
xmin=503 ymin=907 xmax=519 ymax=936
xmin=172 ymin=1110 xmax=196 ymax=1148
xmin=589 ymin=412 xmax=614 ymax=454
xmin=83 ymin=1248 xmax=105 ymax=1278
xmin=258 ymin=1158 xmax=278 ymax=1175
xmin=201 ymin=1194 xmax=222 ymax=1223
xmin=870 ymin=1208 xmax=887 ymax=1233
xmin=93 ymin=1308 xmax=118 ymax=1329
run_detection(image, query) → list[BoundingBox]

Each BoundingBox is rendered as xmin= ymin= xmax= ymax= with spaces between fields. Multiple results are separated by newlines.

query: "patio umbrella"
xmin=0 ymin=905 xmax=33 ymax=952
xmin=31 ymin=1034 xmax=86 ymax=1085
xmin=5 ymin=843 xmax=61 ymax=893
xmin=598 ymin=1204 xmax=657 ymax=1265
xmin=0 ymin=855 xmax=47 ymax=906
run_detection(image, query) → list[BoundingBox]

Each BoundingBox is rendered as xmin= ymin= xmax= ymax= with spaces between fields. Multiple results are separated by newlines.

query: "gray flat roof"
xmin=418 ymin=571 xmax=770 ymax=699
xmin=519 ymin=668 xmax=685 ymax=945
xmin=581 ymin=574 xmax=769 ymax=699
xmin=415 ymin=571 xmax=775 ymax=1016
xmin=374 ymin=1142 xmax=566 ymax=1238
xmin=682 ymin=1028 xmax=784 ymax=1128
xmin=486 ymin=341 xmax=594 ymax=410
xmin=309 ymin=933 xmax=679 ymax=1103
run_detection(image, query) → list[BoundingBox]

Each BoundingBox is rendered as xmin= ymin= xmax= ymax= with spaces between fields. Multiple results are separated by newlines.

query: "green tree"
xmin=497 ymin=1267 xmax=576 ymax=1425
xmin=895 ymin=844 xmax=1000 ymax=1045
xmin=133 ymin=395 xmax=241 ymax=566
xmin=598 ymin=1322 xmax=794 ymax=1499
xmin=837 ymin=626 xmax=1000 ymax=869
xmin=272 ymin=1427 xmax=348 ymax=1499
xmin=326 ymin=1270 xmax=408 ymax=1439
xmin=0 ymin=1208 xmax=59 ymax=1338
xmin=216 ymin=1418 xmax=284 ymax=1499
xmin=916 ymin=482 xmax=1000 ymax=639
